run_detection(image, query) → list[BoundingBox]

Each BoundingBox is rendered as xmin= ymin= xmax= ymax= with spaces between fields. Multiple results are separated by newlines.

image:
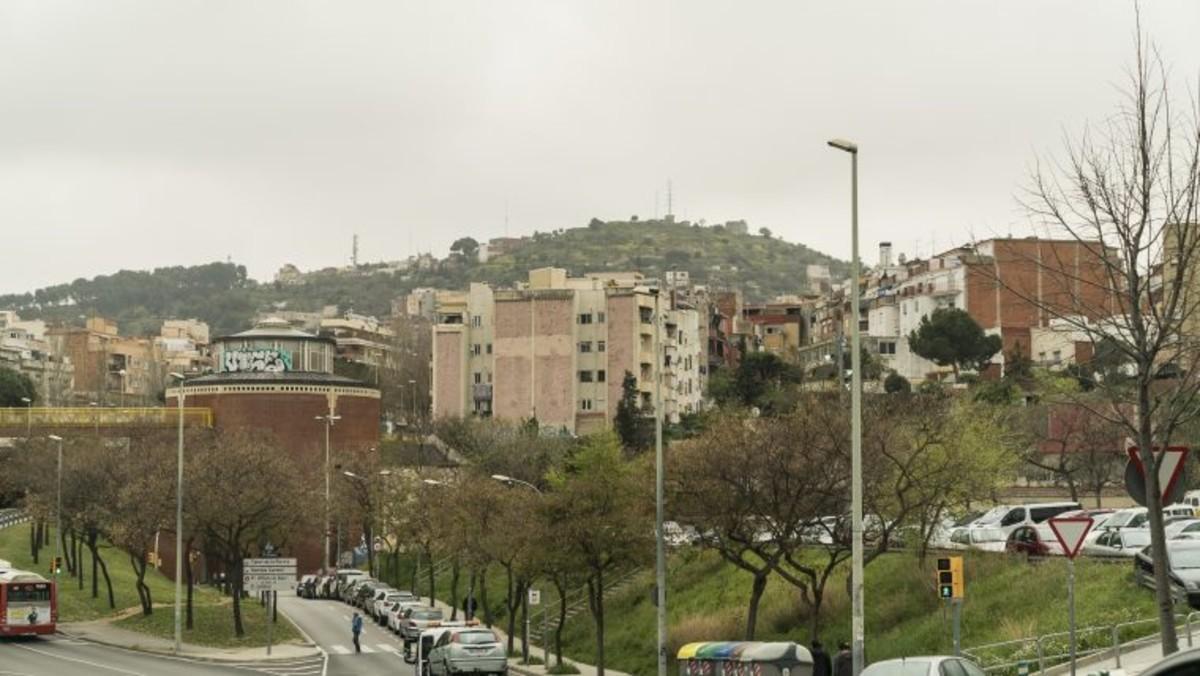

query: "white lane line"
xmin=10 ymin=643 xmax=148 ymax=676
xmin=376 ymin=644 xmax=399 ymax=654
xmin=330 ymin=645 xmax=352 ymax=655
xmin=0 ymin=670 xmax=36 ymax=676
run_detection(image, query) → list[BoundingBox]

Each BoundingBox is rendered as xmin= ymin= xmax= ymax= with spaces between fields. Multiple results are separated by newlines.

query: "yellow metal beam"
xmin=0 ymin=407 xmax=213 ymax=428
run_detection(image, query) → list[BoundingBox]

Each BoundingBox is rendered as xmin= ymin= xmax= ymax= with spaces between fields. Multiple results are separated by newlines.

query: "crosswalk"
xmin=224 ymin=654 xmax=328 ymax=675
xmin=327 ymin=643 xmax=403 ymax=656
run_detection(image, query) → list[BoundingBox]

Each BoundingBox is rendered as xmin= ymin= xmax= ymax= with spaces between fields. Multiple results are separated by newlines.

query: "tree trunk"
xmin=521 ymin=591 xmax=529 ymax=662
xmin=505 ymin=567 xmax=518 ymax=655
xmin=1140 ymin=391 xmax=1179 ymax=655
xmin=94 ymin=539 xmax=115 ymax=609
xmin=185 ymin=538 xmax=195 ymax=630
xmin=588 ymin=569 xmax=606 ymax=676
xmin=449 ymin=561 xmax=460 ymax=621
xmin=230 ymin=559 xmax=246 ymax=638
xmin=365 ymin=520 xmax=373 ymax=578
xmin=809 ymin=589 xmax=825 ymax=643
xmin=90 ymin=534 xmax=99 ymax=598
xmin=554 ymin=577 xmax=567 ymax=666
xmin=129 ymin=552 xmax=153 ymax=616
xmin=410 ymin=551 xmax=419 ymax=592
xmin=76 ymin=534 xmax=84 ymax=590
xmin=480 ymin=567 xmax=493 ymax=628
xmin=745 ymin=571 xmax=769 ymax=640
xmin=426 ymin=548 xmax=435 ymax=608
xmin=30 ymin=521 xmax=38 ymax=563
xmin=465 ymin=570 xmax=477 ymax=621
xmin=1095 ymin=487 xmax=1104 ymax=509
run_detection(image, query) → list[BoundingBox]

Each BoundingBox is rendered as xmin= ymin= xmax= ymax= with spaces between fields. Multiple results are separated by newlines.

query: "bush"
xmin=884 ymin=372 xmax=911 ymax=393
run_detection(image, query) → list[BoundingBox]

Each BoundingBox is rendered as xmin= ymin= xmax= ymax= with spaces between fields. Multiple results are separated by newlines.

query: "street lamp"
xmin=89 ymin=401 xmax=98 ymax=436
xmin=169 ymin=372 xmax=186 ymax=655
xmin=489 ymin=474 xmax=542 ymax=494
xmin=316 ymin=413 xmax=342 ymax=569
xmin=20 ymin=396 xmax=31 ymax=437
xmin=828 ymin=136 xmax=864 ymax=676
xmin=47 ymin=435 xmax=63 ymax=581
xmin=408 ymin=379 xmax=417 ymax=423
xmin=118 ymin=368 xmax=127 ymax=408
xmin=652 ymin=289 xmax=667 ymax=676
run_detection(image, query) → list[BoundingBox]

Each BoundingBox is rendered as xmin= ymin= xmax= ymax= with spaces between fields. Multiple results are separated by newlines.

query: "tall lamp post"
xmin=408 ymin=379 xmax=418 ymax=424
xmin=316 ymin=413 xmax=342 ymax=569
xmin=828 ymin=137 xmax=864 ymax=676
xmin=118 ymin=368 xmax=127 ymax=408
xmin=20 ymin=396 xmax=32 ymax=438
xmin=492 ymin=474 xmax=542 ymax=664
xmin=169 ymin=372 xmax=186 ymax=655
xmin=47 ymin=435 xmax=63 ymax=581
xmin=652 ymin=289 xmax=667 ymax=676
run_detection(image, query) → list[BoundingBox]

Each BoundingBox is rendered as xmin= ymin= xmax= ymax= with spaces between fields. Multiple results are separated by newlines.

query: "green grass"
xmin=0 ymin=523 xmax=297 ymax=648
xmin=115 ymin=599 xmax=301 ymax=648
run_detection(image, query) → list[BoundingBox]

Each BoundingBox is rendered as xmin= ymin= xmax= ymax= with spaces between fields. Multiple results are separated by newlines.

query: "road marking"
xmin=330 ymin=645 xmax=351 ymax=655
xmin=10 ymin=643 xmax=148 ymax=676
xmin=377 ymin=644 xmax=400 ymax=654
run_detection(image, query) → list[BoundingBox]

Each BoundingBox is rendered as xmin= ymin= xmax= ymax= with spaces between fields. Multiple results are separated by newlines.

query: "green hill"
xmin=0 ymin=218 xmax=846 ymax=336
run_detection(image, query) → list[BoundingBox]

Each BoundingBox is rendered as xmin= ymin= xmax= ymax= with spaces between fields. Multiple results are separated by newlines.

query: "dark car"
xmin=1134 ymin=540 xmax=1200 ymax=608
xmin=1005 ymin=525 xmax=1057 ymax=558
xmin=1141 ymin=645 xmax=1200 ymax=675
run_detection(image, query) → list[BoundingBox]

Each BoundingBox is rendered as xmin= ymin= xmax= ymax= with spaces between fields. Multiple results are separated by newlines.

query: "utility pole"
xmin=654 ymin=290 xmax=667 ymax=676
xmin=316 ymin=412 xmax=341 ymax=568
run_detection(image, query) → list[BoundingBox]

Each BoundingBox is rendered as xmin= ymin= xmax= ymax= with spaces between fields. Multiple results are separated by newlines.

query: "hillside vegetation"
xmin=0 ymin=219 xmax=845 ymax=336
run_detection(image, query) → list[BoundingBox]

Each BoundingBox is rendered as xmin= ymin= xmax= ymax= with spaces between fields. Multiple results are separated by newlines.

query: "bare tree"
xmin=1011 ymin=17 xmax=1200 ymax=653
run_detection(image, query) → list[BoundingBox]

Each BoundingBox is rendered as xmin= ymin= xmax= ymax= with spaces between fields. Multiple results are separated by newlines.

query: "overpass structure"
xmin=0 ymin=407 xmax=213 ymax=437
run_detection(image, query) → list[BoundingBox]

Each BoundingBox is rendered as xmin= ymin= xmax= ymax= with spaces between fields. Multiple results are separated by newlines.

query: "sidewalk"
xmin=60 ymin=617 xmax=321 ymax=662
xmin=415 ymin=594 xmax=631 ymax=676
xmin=1044 ymin=627 xmax=1200 ymax=676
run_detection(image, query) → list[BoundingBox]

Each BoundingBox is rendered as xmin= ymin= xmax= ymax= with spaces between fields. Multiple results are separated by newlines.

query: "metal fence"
xmin=963 ymin=612 xmax=1195 ymax=674
xmin=0 ymin=407 xmax=212 ymax=429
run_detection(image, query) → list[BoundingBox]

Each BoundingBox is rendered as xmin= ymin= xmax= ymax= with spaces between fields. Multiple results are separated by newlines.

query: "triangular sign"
xmin=1127 ymin=446 xmax=1190 ymax=504
xmin=1048 ymin=516 xmax=1094 ymax=559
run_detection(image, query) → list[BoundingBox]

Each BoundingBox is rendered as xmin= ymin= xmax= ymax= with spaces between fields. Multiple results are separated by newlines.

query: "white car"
xmin=374 ymin=590 xmax=415 ymax=624
xmin=948 ymin=526 xmax=1007 ymax=552
xmin=862 ymin=656 xmax=986 ymax=676
xmin=387 ymin=600 xmax=426 ymax=633
xmin=1083 ymin=528 xmax=1151 ymax=558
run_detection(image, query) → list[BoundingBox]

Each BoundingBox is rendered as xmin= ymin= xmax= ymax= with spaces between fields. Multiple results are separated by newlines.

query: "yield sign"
xmin=1048 ymin=516 xmax=1095 ymax=559
xmin=1127 ymin=446 xmax=1190 ymax=504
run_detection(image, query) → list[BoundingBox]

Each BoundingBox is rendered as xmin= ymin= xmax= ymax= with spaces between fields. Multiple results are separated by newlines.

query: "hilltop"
xmin=0 ymin=218 xmax=846 ymax=336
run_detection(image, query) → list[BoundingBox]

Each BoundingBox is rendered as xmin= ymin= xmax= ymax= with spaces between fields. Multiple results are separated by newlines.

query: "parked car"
xmin=296 ymin=574 xmax=317 ymax=598
xmin=991 ymin=502 xmax=1083 ymax=537
xmin=388 ymin=601 xmax=426 ymax=634
xmin=333 ymin=569 xmax=367 ymax=600
xmin=1140 ymin=645 xmax=1200 ymax=675
xmin=1165 ymin=504 xmax=1196 ymax=520
xmin=1166 ymin=520 xmax=1200 ymax=539
xmin=1006 ymin=525 xmax=1061 ymax=558
xmin=948 ymin=526 xmax=1007 ymax=553
xmin=1102 ymin=507 xmax=1149 ymax=531
xmin=354 ymin=580 xmax=389 ymax=609
xmin=1084 ymin=528 xmax=1151 ymax=558
xmin=375 ymin=591 xmax=416 ymax=624
xmin=861 ymin=656 xmax=986 ymax=676
xmin=343 ymin=577 xmax=375 ymax=605
xmin=1134 ymin=540 xmax=1200 ymax=608
xmin=428 ymin=626 xmax=507 ymax=676
xmin=402 ymin=607 xmax=447 ymax=654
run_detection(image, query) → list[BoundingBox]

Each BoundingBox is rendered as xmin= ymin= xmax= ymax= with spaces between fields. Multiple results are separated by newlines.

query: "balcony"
xmin=472 ymin=384 xmax=493 ymax=402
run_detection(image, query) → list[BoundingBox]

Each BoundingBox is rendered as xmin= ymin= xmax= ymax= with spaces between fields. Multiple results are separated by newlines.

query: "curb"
xmin=59 ymin=628 xmax=322 ymax=664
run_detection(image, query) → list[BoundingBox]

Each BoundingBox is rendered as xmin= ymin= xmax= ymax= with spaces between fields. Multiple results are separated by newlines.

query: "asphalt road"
xmin=277 ymin=592 xmax=418 ymax=676
xmin=0 ymin=634 xmax=324 ymax=676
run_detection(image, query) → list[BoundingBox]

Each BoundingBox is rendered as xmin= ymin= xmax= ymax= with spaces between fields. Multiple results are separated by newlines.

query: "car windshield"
xmin=456 ymin=630 xmax=499 ymax=645
xmin=861 ymin=661 xmax=932 ymax=676
xmin=1171 ymin=549 xmax=1200 ymax=569
xmin=414 ymin=610 xmax=443 ymax=620
xmin=974 ymin=507 xmax=1008 ymax=525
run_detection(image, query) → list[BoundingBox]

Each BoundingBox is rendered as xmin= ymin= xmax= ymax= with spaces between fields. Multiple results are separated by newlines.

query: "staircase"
xmin=529 ymin=567 xmax=644 ymax=644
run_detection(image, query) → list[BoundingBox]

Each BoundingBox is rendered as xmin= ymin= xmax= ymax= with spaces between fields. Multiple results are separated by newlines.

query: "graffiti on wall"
xmin=222 ymin=349 xmax=293 ymax=373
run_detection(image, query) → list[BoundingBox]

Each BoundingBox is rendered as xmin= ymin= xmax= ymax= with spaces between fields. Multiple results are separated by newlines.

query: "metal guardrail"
xmin=0 ymin=407 xmax=212 ymax=429
xmin=963 ymin=613 xmax=1191 ymax=674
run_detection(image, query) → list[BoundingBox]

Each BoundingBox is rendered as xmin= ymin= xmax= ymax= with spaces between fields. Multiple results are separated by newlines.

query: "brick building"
xmin=166 ymin=318 xmax=380 ymax=571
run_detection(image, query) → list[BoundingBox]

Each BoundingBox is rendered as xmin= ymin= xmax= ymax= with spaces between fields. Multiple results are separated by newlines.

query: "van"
xmin=1181 ymin=491 xmax=1200 ymax=516
xmin=992 ymin=502 xmax=1082 ymax=536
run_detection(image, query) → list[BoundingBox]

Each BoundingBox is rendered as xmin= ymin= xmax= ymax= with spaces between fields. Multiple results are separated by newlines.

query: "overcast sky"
xmin=2 ymin=1 xmax=1198 ymax=294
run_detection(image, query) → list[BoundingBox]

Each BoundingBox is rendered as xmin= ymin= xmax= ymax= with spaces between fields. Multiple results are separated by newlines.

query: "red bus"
xmin=0 ymin=562 xmax=57 ymax=637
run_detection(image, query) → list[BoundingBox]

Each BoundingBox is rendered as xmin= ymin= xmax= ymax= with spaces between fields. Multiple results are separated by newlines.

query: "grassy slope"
xmin=0 ymin=524 xmax=298 ymax=648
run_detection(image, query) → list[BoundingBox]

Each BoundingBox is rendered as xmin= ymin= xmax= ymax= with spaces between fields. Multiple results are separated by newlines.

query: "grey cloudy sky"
xmin=2 ymin=1 xmax=1198 ymax=294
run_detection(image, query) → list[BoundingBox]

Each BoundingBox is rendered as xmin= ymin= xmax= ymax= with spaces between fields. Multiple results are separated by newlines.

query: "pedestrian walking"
xmin=833 ymin=641 xmax=852 ymax=676
xmin=351 ymin=611 xmax=363 ymax=653
xmin=811 ymin=640 xmax=832 ymax=676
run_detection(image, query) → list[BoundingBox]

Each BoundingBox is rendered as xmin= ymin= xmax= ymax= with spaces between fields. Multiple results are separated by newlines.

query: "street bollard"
xmin=1111 ymin=625 xmax=1121 ymax=668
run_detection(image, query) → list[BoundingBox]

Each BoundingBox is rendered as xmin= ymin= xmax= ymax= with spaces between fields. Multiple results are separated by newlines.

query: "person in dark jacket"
xmin=810 ymin=640 xmax=832 ymax=676
xmin=833 ymin=641 xmax=852 ymax=676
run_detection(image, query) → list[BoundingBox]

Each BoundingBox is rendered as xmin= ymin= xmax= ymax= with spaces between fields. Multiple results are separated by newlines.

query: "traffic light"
xmin=52 ymin=557 xmax=62 ymax=575
xmin=936 ymin=556 xmax=964 ymax=599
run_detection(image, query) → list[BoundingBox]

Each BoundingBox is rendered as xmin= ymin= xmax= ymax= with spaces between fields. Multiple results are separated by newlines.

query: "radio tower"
xmin=352 ymin=234 xmax=359 ymax=268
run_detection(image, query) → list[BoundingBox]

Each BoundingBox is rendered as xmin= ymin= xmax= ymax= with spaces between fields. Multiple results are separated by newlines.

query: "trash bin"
xmin=1016 ymin=663 xmax=1031 ymax=676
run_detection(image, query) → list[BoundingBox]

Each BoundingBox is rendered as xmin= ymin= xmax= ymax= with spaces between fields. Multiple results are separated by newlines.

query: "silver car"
xmin=862 ymin=656 xmax=985 ymax=676
xmin=428 ymin=627 xmax=507 ymax=676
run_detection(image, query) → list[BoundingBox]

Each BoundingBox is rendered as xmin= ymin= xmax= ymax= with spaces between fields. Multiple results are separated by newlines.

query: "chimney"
xmin=879 ymin=241 xmax=893 ymax=268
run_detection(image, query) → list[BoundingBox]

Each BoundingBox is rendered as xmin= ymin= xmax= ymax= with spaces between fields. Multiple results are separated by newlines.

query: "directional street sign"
xmin=1126 ymin=446 xmax=1190 ymax=506
xmin=1048 ymin=516 xmax=1094 ymax=559
xmin=528 ymin=588 xmax=541 ymax=606
xmin=243 ymin=557 xmax=297 ymax=593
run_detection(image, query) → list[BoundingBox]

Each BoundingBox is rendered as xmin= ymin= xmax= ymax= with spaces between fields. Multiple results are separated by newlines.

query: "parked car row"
xmin=298 ymin=569 xmax=507 ymax=675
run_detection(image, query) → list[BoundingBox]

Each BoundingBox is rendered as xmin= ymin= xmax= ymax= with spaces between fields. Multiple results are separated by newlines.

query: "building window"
xmin=580 ymin=399 xmax=593 ymax=411
xmin=597 ymin=340 xmax=606 ymax=352
xmin=486 ymin=343 xmax=493 ymax=354
xmin=578 ymin=313 xmax=593 ymax=324
xmin=579 ymin=370 xmax=593 ymax=383
xmin=597 ymin=312 xmax=606 ymax=323
xmin=474 ymin=372 xmax=482 ymax=384
xmin=579 ymin=341 xmax=592 ymax=353
xmin=879 ymin=341 xmax=896 ymax=355
xmin=472 ymin=315 xmax=482 ymax=327
xmin=473 ymin=344 xmax=481 ymax=355
xmin=597 ymin=370 xmax=606 ymax=383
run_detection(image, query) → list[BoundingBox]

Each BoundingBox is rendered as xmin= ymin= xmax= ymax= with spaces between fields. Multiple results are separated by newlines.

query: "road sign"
xmin=528 ymin=588 xmax=541 ymax=606
xmin=1126 ymin=446 xmax=1190 ymax=506
xmin=1048 ymin=516 xmax=1095 ymax=559
xmin=243 ymin=557 xmax=296 ymax=593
